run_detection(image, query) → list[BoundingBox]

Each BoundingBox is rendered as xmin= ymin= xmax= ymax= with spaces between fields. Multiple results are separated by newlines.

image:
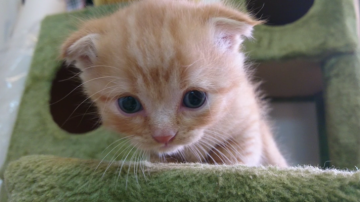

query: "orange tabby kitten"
xmin=61 ymin=0 xmax=287 ymax=167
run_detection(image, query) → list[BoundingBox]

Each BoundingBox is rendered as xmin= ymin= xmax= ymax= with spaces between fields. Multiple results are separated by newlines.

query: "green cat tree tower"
xmin=2 ymin=0 xmax=360 ymax=201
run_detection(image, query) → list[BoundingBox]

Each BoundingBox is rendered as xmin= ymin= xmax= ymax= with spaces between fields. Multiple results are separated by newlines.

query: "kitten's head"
xmin=61 ymin=0 xmax=261 ymax=155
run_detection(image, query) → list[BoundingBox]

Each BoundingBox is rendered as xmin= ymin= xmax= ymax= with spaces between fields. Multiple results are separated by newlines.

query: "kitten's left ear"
xmin=61 ymin=17 xmax=107 ymax=70
xmin=61 ymin=33 xmax=100 ymax=70
xmin=206 ymin=5 xmax=263 ymax=52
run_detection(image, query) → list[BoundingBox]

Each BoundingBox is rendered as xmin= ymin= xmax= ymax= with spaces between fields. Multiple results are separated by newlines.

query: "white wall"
xmin=0 ymin=0 xmax=21 ymax=49
xmin=0 ymin=0 xmax=66 ymax=196
xmin=270 ymin=102 xmax=320 ymax=166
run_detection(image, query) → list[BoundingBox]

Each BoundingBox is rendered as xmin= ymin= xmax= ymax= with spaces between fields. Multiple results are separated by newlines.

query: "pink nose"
xmin=152 ymin=129 xmax=176 ymax=144
xmin=152 ymin=135 xmax=174 ymax=144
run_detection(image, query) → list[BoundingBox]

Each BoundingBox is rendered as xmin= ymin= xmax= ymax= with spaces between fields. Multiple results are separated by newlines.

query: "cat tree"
xmin=2 ymin=0 xmax=360 ymax=201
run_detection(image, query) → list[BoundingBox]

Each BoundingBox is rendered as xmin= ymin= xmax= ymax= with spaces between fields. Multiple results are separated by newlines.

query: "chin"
xmin=155 ymin=144 xmax=184 ymax=155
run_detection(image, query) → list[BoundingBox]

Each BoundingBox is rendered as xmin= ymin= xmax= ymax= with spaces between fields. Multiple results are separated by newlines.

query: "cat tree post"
xmin=322 ymin=53 xmax=360 ymax=169
xmin=242 ymin=0 xmax=360 ymax=169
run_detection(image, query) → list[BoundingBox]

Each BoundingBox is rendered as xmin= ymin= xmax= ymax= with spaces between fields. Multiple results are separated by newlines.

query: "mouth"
xmin=156 ymin=143 xmax=182 ymax=154
xmin=161 ymin=141 xmax=172 ymax=148
xmin=160 ymin=143 xmax=174 ymax=150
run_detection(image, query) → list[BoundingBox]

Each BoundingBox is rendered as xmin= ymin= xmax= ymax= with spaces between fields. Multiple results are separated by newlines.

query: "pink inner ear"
xmin=215 ymin=32 xmax=239 ymax=52
xmin=221 ymin=35 xmax=234 ymax=49
xmin=79 ymin=55 xmax=92 ymax=65
xmin=211 ymin=17 xmax=253 ymax=53
xmin=65 ymin=33 xmax=99 ymax=69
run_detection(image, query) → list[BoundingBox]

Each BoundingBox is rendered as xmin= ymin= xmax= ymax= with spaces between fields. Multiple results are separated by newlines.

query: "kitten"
xmin=61 ymin=0 xmax=287 ymax=167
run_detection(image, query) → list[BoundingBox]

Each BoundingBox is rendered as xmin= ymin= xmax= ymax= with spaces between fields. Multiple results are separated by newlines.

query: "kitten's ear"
xmin=207 ymin=5 xmax=262 ymax=52
xmin=61 ymin=33 xmax=100 ymax=70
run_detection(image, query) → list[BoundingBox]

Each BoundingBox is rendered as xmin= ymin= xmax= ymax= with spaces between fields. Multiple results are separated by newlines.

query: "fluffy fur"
xmin=61 ymin=0 xmax=287 ymax=167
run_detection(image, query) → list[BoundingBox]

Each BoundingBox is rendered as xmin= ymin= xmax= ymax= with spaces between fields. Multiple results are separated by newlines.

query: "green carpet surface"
xmin=323 ymin=53 xmax=360 ymax=169
xmin=3 ymin=155 xmax=360 ymax=202
xmin=243 ymin=0 xmax=358 ymax=61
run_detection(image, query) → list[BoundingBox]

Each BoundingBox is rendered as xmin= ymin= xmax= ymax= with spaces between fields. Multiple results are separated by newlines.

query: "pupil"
xmin=123 ymin=97 xmax=137 ymax=111
xmin=117 ymin=96 xmax=142 ymax=114
xmin=189 ymin=91 xmax=202 ymax=105
xmin=183 ymin=90 xmax=206 ymax=108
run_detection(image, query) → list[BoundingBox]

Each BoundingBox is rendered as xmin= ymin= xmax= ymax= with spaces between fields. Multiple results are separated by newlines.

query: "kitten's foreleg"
xmin=260 ymin=123 xmax=288 ymax=168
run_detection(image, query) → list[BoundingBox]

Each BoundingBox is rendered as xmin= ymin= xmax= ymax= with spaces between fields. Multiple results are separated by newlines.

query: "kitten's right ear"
xmin=61 ymin=33 xmax=100 ymax=70
xmin=204 ymin=4 xmax=263 ymax=53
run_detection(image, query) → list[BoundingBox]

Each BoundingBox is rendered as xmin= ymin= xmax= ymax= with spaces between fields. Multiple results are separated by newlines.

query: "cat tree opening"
xmin=246 ymin=0 xmax=315 ymax=26
xmin=254 ymin=60 xmax=325 ymax=166
xmin=49 ymin=62 xmax=101 ymax=134
xmin=254 ymin=60 xmax=323 ymax=97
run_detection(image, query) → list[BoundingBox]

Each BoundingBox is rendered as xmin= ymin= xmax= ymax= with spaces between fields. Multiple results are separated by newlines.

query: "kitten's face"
xmin=62 ymin=0 xmax=260 ymax=155
xmin=82 ymin=34 xmax=235 ymax=154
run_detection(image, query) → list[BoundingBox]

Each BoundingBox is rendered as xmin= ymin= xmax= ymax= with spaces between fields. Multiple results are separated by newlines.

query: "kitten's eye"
xmin=118 ymin=96 xmax=142 ymax=113
xmin=183 ymin=90 xmax=206 ymax=108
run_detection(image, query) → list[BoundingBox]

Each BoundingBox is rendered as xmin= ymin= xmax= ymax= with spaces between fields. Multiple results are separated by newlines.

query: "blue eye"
xmin=118 ymin=96 xmax=142 ymax=113
xmin=183 ymin=90 xmax=206 ymax=108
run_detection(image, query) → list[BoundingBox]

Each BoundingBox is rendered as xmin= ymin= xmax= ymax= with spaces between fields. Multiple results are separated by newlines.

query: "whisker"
xmin=63 ymin=112 xmax=100 ymax=121
xmin=194 ymin=141 xmax=212 ymax=164
xmin=198 ymin=139 xmax=225 ymax=164
xmin=127 ymin=149 xmax=140 ymax=186
xmin=103 ymin=141 xmax=134 ymax=179
xmin=139 ymin=150 xmax=148 ymax=181
xmin=96 ymin=137 xmax=132 ymax=171
xmin=58 ymin=70 xmax=82 ymax=82
xmin=205 ymin=133 xmax=244 ymax=160
xmin=199 ymin=138 xmax=231 ymax=164
xmin=177 ymin=149 xmax=187 ymax=162
xmin=76 ymin=99 xmax=98 ymax=127
xmin=192 ymin=144 xmax=207 ymax=163
xmin=116 ymin=144 xmax=137 ymax=188
xmin=122 ymin=146 xmax=138 ymax=188
xmin=50 ymin=76 xmax=122 ymax=105
xmin=203 ymin=135 xmax=241 ymax=163
xmin=60 ymin=85 xmax=117 ymax=127
xmin=186 ymin=146 xmax=202 ymax=162
xmin=83 ymin=138 xmax=131 ymax=190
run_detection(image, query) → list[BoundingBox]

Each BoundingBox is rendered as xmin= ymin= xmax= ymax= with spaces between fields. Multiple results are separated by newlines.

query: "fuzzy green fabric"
xmin=0 ymin=5 xmax=124 ymax=178
xmin=1 ymin=0 xmax=360 ymax=201
xmin=323 ymin=53 xmax=360 ymax=169
xmin=3 ymin=155 xmax=360 ymax=202
xmin=244 ymin=0 xmax=358 ymax=61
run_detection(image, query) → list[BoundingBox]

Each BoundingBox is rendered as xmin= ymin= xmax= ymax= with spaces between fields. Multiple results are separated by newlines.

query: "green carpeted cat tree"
xmin=2 ymin=0 xmax=360 ymax=201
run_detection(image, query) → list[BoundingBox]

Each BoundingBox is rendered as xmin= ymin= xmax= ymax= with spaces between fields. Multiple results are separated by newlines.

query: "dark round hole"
xmin=50 ymin=62 xmax=101 ymax=134
xmin=246 ymin=0 xmax=314 ymax=26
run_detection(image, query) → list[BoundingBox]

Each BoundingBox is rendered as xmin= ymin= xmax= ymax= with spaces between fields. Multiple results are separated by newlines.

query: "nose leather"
xmin=152 ymin=129 xmax=176 ymax=143
xmin=153 ymin=135 xmax=174 ymax=143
